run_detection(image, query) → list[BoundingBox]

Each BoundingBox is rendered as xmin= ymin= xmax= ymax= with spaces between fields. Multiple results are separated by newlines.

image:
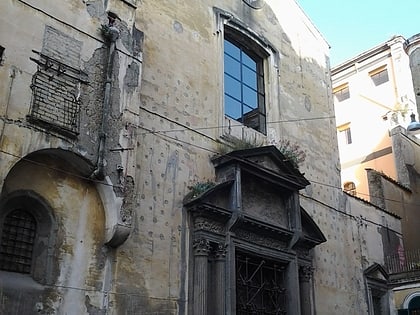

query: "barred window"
xmin=236 ymin=252 xmax=287 ymax=314
xmin=0 ymin=209 xmax=36 ymax=273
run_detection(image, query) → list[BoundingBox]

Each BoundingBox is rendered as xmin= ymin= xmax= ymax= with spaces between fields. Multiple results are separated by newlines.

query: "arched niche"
xmin=1 ymin=148 xmax=130 ymax=247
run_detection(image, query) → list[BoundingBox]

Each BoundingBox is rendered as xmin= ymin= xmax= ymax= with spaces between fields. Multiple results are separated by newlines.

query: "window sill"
xmin=222 ymin=116 xmax=266 ymax=144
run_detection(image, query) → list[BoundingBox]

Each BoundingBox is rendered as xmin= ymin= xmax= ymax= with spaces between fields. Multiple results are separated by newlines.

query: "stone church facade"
xmin=0 ymin=0 xmax=402 ymax=314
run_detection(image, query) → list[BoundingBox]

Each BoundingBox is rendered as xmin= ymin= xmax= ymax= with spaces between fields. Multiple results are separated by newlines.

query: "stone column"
xmin=193 ymin=238 xmax=210 ymax=315
xmin=299 ymin=266 xmax=314 ymax=315
xmin=213 ymin=243 xmax=227 ymax=315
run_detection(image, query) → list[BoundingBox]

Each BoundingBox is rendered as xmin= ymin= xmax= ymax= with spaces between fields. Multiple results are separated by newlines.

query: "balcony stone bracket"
xmin=96 ymin=177 xmax=131 ymax=247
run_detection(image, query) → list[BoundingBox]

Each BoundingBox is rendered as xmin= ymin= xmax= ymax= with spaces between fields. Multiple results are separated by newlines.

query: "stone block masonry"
xmin=42 ymin=26 xmax=82 ymax=69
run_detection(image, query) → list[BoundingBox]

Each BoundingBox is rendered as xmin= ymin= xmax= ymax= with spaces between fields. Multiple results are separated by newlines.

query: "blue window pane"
xmin=243 ymin=104 xmax=255 ymax=115
xmin=224 ymin=74 xmax=241 ymax=100
xmin=242 ymin=52 xmax=256 ymax=69
xmin=242 ymin=66 xmax=257 ymax=88
xmin=224 ymin=40 xmax=240 ymax=59
xmin=242 ymin=85 xmax=258 ymax=109
xmin=223 ymin=37 xmax=265 ymax=134
xmin=224 ymin=54 xmax=241 ymax=78
xmin=225 ymin=95 xmax=242 ymax=119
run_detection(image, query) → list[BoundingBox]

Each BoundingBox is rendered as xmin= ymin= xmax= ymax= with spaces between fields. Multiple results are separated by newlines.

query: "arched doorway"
xmin=409 ymin=295 xmax=420 ymax=314
xmin=400 ymin=292 xmax=420 ymax=315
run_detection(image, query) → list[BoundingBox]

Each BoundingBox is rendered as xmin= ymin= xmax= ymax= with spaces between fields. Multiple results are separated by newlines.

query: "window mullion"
xmin=240 ymin=50 xmax=244 ymax=121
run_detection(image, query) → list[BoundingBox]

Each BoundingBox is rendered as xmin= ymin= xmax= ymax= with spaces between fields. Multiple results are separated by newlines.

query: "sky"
xmin=297 ymin=0 xmax=420 ymax=66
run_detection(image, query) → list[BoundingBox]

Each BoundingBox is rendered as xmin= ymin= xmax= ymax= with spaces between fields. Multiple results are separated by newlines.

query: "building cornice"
xmin=332 ymin=35 xmax=406 ymax=76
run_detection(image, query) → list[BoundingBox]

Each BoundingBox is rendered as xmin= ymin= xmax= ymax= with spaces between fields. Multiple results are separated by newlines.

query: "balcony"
xmin=385 ymin=249 xmax=420 ymax=282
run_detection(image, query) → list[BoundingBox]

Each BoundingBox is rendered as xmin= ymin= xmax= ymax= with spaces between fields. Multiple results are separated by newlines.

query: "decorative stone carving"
xmin=299 ymin=266 xmax=314 ymax=282
xmin=213 ymin=242 xmax=227 ymax=260
xmin=296 ymin=248 xmax=311 ymax=259
xmin=193 ymin=238 xmax=210 ymax=256
xmin=235 ymin=229 xmax=287 ymax=249
xmin=193 ymin=217 xmax=225 ymax=234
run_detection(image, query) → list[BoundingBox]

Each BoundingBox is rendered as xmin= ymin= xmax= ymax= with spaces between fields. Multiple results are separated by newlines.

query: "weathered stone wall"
xmin=0 ymin=0 xmax=142 ymax=313
xmin=0 ymin=0 xmax=402 ymax=314
xmin=130 ymin=0 xmax=399 ymax=314
xmin=299 ymin=190 xmax=402 ymax=314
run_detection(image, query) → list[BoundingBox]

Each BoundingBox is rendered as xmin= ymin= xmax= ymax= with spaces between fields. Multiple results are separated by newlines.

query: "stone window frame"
xmin=224 ymin=27 xmax=267 ymax=134
xmin=0 ymin=190 xmax=57 ymax=285
xmin=364 ymin=263 xmax=390 ymax=315
xmin=187 ymin=191 xmax=318 ymax=315
xmin=215 ymin=8 xmax=279 ymax=139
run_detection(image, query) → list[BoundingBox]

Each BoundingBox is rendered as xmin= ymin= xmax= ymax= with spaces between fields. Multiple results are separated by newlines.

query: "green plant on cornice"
xmin=271 ymin=139 xmax=306 ymax=168
xmin=187 ymin=180 xmax=216 ymax=198
xmin=216 ymin=135 xmax=264 ymax=155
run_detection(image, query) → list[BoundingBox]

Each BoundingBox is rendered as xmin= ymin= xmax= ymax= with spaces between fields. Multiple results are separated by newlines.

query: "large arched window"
xmin=224 ymin=34 xmax=266 ymax=133
xmin=400 ymin=292 xmax=420 ymax=315
xmin=223 ymin=25 xmax=269 ymax=135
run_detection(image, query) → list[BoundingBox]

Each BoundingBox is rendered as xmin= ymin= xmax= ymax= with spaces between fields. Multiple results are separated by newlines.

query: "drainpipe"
xmin=91 ymin=24 xmax=120 ymax=180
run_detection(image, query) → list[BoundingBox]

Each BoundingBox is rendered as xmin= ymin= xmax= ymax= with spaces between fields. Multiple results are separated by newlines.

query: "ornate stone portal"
xmin=184 ymin=146 xmax=326 ymax=315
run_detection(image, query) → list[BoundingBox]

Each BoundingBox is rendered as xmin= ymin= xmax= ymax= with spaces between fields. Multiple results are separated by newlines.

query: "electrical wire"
xmin=1 ymin=125 xmax=418 ymax=214
xmin=135 ymin=105 xmax=336 ymax=136
xmin=1 ymin=0 xmax=416 ymax=228
xmin=16 ymin=0 xmax=141 ymax=62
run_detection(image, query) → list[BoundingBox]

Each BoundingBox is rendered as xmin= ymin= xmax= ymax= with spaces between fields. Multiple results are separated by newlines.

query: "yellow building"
xmin=333 ymin=34 xmax=420 ymax=315
xmin=332 ymin=35 xmax=417 ymax=200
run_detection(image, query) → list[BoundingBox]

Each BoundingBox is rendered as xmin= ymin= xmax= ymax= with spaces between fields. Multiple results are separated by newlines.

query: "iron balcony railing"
xmin=385 ymin=248 xmax=420 ymax=275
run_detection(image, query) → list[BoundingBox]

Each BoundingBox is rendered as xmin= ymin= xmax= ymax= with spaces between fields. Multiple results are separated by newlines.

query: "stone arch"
xmin=403 ymin=291 xmax=420 ymax=310
xmin=2 ymin=148 xmax=130 ymax=247
xmin=0 ymin=148 xmax=115 ymax=312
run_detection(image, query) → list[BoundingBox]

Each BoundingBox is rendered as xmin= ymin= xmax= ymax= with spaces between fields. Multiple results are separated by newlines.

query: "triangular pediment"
xmin=183 ymin=180 xmax=234 ymax=210
xmin=364 ymin=263 xmax=389 ymax=282
xmin=184 ymin=146 xmax=325 ymax=253
xmin=301 ymin=207 xmax=327 ymax=246
xmin=212 ymin=146 xmax=310 ymax=190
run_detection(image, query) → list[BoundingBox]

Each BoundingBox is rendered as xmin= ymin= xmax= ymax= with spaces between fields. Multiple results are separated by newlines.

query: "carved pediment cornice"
xmin=212 ymin=146 xmax=310 ymax=190
xmin=234 ymin=214 xmax=293 ymax=240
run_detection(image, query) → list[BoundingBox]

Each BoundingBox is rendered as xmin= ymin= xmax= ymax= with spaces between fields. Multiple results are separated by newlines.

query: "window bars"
xmin=0 ymin=209 xmax=36 ymax=273
xmin=236 ymin=252 xmax=287 ymax=315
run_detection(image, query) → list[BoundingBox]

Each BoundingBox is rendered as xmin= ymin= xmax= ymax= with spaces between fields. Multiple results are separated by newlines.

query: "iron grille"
xmin=236 ymin=252 xmax=287 ymax=315
xmin=29 ymin=70 xmax=80 ymax=136
xmin=0 ymin=209 xmax=36 ymax=273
